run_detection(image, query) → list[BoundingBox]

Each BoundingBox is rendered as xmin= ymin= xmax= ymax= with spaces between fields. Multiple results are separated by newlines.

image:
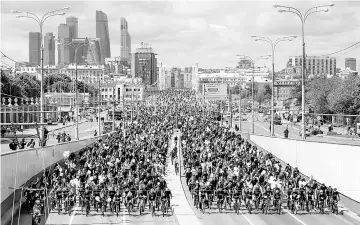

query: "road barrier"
xmin=248 ymin=134 xmax=360 ymax=203
xmin=1 ymin=134 xmax=107 ymax=213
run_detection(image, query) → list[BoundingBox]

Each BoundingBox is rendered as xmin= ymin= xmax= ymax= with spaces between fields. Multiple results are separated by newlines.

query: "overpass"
xmin=2 ymin=129 xmax=360 ymax=225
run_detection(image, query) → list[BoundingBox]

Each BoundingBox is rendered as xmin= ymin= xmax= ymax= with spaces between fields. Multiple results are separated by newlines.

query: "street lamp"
xmin=273 ymin=3 xmax=334 ymax=139
xmin=237 ymin=54 xmax=271 ymax=134
xmin=251 ymin=35 xmax=297 ymax=136
xmin=12 ymin=7 xmax=69 ymax=144
xmin=57 ymin=38 xmax=90 ymax=140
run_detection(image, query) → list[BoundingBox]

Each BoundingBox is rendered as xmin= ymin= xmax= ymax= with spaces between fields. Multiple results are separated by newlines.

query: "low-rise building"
xmin=338 ymin=67 xmax=359 ymax=79
xmin=44 ymin=92 xmax=90 ymax=117
xmin=15 ymin=65 xmax=59 ymax=80
xmin=274 ymin=79 xmax=300 ymax=101
xmin=100 ymin=83 xmax=144 ymax=102
xmin=60 ymin=64 xmax=104 ymax=84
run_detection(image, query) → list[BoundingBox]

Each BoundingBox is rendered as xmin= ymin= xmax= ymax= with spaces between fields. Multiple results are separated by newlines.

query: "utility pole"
xmin=98 ymin=74 xmax=101 ymax=135
xmin=112 ymin=86 xmax=115 ymax=132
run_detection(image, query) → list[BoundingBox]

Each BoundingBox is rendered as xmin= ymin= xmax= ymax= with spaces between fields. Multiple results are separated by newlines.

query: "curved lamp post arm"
xmin=41 ymin=7 xmax=68 ymax=22
xmin=16 ymin=15 xmax=40 ymax=25
xmin=274 ymin=5 xmax=303 ymax=22
xmin=304 ymin=4 xmax=334 ymax=19
xmin=304 ymin=8 xmax=331 ymax=21
xmin=42 ymin=12 xmax=65 ymax=25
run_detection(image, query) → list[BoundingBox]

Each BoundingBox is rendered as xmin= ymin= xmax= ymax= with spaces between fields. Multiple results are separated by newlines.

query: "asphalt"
xmin=178 ymin=149 xmax=360 ymax=225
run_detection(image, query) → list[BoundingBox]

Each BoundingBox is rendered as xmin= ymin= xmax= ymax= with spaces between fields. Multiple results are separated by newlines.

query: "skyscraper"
xmin=120 ymin=18 xmax=131 ymax=63
xmin=43 ymin=33 xmax=55 ymax=65
xmin=131 ymin=43 xmax=157 ymax=86
xmin=58 ymin=24 xmax=71 ymax=64
xmin=96 ymin=10 xmax=111 ymax=64
xmin=345 ymin=58 xmax=356 ymax=71
xmin=29 ymin=32 xmax=41 ymax=66
xmin=86 ymin=39 xmax=101 ymax=65
xmin=66 ymin=17 xmax=78 ymax=63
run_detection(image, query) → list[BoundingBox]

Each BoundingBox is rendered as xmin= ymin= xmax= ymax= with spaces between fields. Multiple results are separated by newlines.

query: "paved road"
xmin=233 ymin=117 xmax=360 ymax=146
xmin=179 ymin=160 xmax=360 ymax=225
xmin=1 ymin=121 xmax=100 ymax=154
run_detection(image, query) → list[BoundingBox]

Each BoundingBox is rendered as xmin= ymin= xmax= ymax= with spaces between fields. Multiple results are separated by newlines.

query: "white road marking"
xmin=255 ymin=122 xmax=282 ymax=138
xmin=68 ymin=206 xmax=79 ymax=225
xmin=122 ymin=205 xmax=127 ymax=225
xmin=239 ymin=210 xmax=256 ymax=225
xmin=282 ymin=208 xmax=308 ymax=225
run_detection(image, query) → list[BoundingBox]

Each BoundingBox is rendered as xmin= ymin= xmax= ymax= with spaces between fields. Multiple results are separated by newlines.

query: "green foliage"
xmin=1 ymin=71 xmax=98 ymax=100
xmin=291 ymin=75 xmax=360 ymax=114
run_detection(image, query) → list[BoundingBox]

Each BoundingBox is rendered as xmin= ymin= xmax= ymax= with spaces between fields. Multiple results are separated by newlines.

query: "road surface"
xmin=179 ymin=160 xmax=360 ymax=225
xmin=1 ymin=120 xmax=100 ymax=154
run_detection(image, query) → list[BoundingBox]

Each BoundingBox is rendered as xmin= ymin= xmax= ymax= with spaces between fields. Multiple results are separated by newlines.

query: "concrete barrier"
xmin=1 ymin=135 xmax=104 ymax=207
xmin=249 ymin=134 xmax=360 ymax=203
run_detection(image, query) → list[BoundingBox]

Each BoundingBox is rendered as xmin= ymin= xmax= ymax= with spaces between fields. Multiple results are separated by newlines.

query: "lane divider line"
xmin=122 ymin=205 xmax=127 ymax=225
xmin=68 ymin=206 xmax=79 ymax=225
xmin=239 ymin=210 xmax=256 ymax=225
xmin=282 ymin=208 xmax=308 ymax=225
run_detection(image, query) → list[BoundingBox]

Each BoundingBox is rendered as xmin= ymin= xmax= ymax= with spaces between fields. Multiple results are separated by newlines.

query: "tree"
xmin=327 ymin=74 xmax=360 ymax=114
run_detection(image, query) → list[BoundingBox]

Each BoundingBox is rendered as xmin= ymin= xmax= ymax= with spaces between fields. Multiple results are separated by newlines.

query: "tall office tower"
xmin=43 ymin=33 xmax=55 ymax=65
xmin=131 ymin=42 xmax=157 ymax=86
xmin=86 ymin=39 xmax=101 ymax=65
xmin=58 ymin=24 xmax=71 ymax=65
xmin=96 ymin=10 xmax=111 ymax=64
xmin=120 ymin=18 xmax=131 ymax=63
xmin=345 ymin=58 xmax=356 ymax=71
xmin=29 ymin=32 xmax=41 ymax=66
xmin=66 ymin=17 xmax=78 ymax=63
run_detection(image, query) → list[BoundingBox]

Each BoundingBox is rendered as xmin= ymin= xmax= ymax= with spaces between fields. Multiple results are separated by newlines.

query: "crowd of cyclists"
xmin=20 ymin=89 xmax=342 ymax=225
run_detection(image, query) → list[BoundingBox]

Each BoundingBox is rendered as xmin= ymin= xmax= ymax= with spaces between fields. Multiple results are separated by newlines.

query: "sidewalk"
xmin=165 ymin=131 xmax=201 ymax=225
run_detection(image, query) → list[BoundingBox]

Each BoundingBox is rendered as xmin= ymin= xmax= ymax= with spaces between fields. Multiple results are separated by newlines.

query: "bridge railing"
xmin=1 ymin=134 xmax=107 ymax=206
xmin=246 ymin=133 xmax=360 ymax=204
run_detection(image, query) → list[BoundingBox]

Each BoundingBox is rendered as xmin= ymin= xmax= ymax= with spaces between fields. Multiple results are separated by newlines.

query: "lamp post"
xmin=12 ymin=7 xmax=69 ymax=143
xmin=237 ymin=55 xmax=271 ymax=134
xmin=273 ymin=3 xmax=334 ymax=139
xmin=57 ymin=38 xmax=91 ymax=140
xmin=250 ymin=35 xmax=297 ymax=136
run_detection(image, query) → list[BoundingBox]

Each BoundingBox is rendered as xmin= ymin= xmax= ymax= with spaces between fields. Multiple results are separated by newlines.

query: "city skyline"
xmin=1 ymin=1 xmax=360 ymax=70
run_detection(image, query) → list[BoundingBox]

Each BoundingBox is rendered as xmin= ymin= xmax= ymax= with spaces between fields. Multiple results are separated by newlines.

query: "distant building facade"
xmin=43 ymin=33 xmax=55 ymax=65
xmin=273 ymin=79 xmax=300 ymax=101
xmin=58 ymin=24 xmax=71 ymax=64
xmin=96 ymin=10 xmax=111 ymax=63
xmin=183 ymin=67 xmax=192 ymax=89
xmin=345 ymin=58 xmax=356 ymax=71
xmin=60 ymin=64 xmax=104 ymax=84
xmin=287 ymin=56 xmax=336 ymax=77
xmin=120 ymin=18 xmax=131 ymax=63
xmin=131 ymin=43 xmax=157 ymax=86
xmin=237 ymin=59 xmax=253 ymax=69
xmin=29 ymin=32 xmax=41 ymax=66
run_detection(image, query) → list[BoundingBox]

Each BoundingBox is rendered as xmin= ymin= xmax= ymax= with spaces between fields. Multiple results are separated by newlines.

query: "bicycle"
xmin=274 ymin=198 xmax=282 ymax=215
xmin=31 ymin=212 xmax=43 ymax=225
xmin=139 ymin=198 xmax=145 ymax=215
xmin=262 ymin=196 xmax=270 ymax=215
xmin=85 ymin=199 xmax=91 ymax=217
xmin=318 ymin=200 xmax=325 ymax=214
xmin=150 ymin=200 xmax=156 ymax=217
xmin=291 ymin=199 xmax=299 ymax=215
xmin=127 ymin=200 xmax=133 ymax=215
xmin=217 ymin=198 xmax=223 ymax=213
xmin=161 ymin=199 xmax=167 ymax=217
xmin=332 ymin=200 xmax=339 ymax=215
xmin=246 ymin=199 xmax=252 ymax=214
xmin=233 ymin=199 xmax=240 ymax=215
xmin=199 ymin=198 xmax=206 ymax=214
xmin=114 ymin=200 xmax=121 ymax=217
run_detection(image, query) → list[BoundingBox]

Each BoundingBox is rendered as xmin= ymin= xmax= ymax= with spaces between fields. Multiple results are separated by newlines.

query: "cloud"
xmin=1 ymin=1 xmax=360 ymax=70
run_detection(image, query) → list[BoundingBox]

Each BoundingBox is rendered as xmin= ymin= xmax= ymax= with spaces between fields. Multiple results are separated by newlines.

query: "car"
xmin=274 ymin=118 xmax=282 ymax=125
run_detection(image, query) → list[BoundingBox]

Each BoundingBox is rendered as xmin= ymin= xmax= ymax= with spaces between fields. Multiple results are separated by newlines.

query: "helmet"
xmin=35 ymin=199 xmax=41 ymax=204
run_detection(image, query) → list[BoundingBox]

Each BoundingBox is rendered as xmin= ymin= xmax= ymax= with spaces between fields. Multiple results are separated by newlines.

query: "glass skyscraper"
xmin=29 ymin=32 xmax=41 ymax=66
xmin=96 ymin=10 xmax=111 ymax=64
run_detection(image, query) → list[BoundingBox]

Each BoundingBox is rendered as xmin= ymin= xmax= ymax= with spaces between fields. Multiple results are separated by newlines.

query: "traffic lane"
xmin=179 ymin=175 xmax=250 ymax=225
xmin=46 ymin=205 xmax=176 ymax=225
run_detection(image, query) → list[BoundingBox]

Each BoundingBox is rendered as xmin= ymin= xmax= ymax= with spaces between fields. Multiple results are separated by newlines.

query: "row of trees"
xmin=291 ymin=74 xmax=360 ymax=115
xmin=230 ymin=83 xmax=272 ymax=107
xmin=1 ymin=72 xmax=97 ymax=101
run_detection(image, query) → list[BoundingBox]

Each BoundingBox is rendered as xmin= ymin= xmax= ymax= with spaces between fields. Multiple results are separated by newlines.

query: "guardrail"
xmin=1 ymin=133 xmax=108 ymax=206
xmin=247 ymin=133 xmax=360 ymax=204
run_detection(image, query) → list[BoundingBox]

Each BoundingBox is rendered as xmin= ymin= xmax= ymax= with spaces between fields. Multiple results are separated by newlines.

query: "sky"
xmin=1 ymin=0 xmax=360 ymax=70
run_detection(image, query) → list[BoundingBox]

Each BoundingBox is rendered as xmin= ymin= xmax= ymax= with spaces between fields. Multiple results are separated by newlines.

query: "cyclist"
xmin=290 ymin=187 xmax=300 ymax=214
xmin=318 ymin=189 xmax=327 ymax=213
xmin=262 ymin=186 xmax=272 ymax=210
xmin=273 ymin=186 xmax=282 ymax=211
xmin=243 ymin=186 xmax=253 ymax=211
xmin=164 ymin=187 xmax=172 ymax=207
xmin=252 ymin=182 xmax=263 ymax=209
xmin=306 ymin=185 xmax=315 ymax=212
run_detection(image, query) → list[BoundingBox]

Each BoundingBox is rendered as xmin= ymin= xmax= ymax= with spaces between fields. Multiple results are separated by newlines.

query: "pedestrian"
xmin=27 ymin=139 xmax=35 ymax=148
xmin=1 ymin=126 xmax=6 ymax=137
xmin=9 ymin=139 xmax=18 ymax=151
xmin=57 ymin=132 xmax=61 ymax=143
xmin=284 ymin=126 xmax=289 ymax=139
xmin=19 ymin=138 xmax=27 ymax=149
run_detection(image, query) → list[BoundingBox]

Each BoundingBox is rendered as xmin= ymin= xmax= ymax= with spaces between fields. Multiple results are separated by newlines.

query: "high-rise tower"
xmin=29 ymin=32 xmax=41 ymax=66
xmin=58 ymin=24 xmax=71 ymax=65
xmin=120 ymin=18 xmax=131 ymax=63
xmin=96 ymin=10 xmax=111 ymax=64
xmin=66 ymin=17 xmax=78 ymax=63
xmin=43 ymin=32 xmax=55 ymax=65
